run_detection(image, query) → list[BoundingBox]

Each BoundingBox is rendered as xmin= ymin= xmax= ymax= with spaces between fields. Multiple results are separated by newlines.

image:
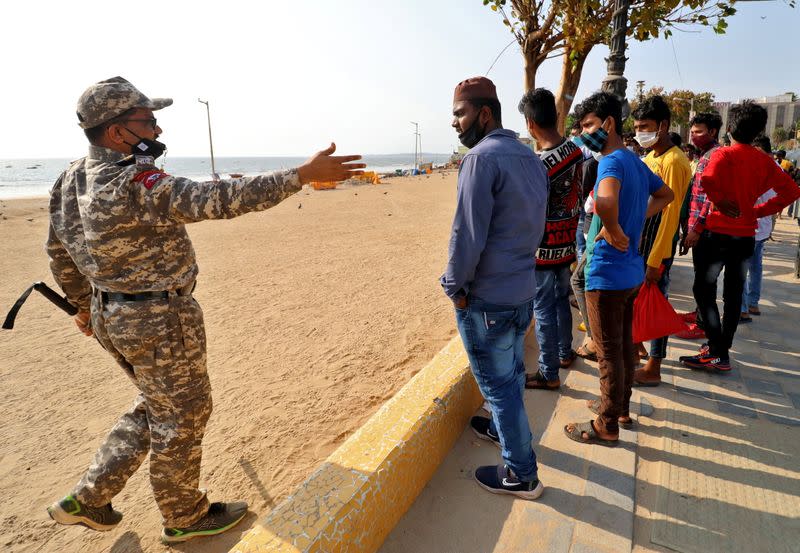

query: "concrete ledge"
xmin=229 ymin=335 xmax=481 ymax=553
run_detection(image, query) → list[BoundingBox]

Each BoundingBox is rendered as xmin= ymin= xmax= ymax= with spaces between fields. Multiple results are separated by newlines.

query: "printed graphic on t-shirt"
xmin=537 ymin=139 xmax=583 ymax=266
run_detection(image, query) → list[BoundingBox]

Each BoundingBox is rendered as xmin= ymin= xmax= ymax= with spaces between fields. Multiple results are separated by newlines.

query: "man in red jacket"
xmin=682 ymin=101 xmax=800 ymax=371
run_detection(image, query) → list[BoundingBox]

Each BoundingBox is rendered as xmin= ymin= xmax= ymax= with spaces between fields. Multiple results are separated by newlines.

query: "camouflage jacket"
xmin=47 ymin=145 xmax=301 ymax=311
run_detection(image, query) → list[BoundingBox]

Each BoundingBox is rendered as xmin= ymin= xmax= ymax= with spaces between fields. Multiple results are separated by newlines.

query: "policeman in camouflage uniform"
xmin=46 ymin=77 xmax=364 ymax=543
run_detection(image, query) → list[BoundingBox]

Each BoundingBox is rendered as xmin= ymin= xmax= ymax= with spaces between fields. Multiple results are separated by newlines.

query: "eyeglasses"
xmin=121 ymin=118 xmax=158 ymax=130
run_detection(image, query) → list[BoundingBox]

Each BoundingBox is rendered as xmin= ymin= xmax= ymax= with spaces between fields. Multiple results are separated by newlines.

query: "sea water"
xmin=0 ymin=154 xmax=452 ymax=199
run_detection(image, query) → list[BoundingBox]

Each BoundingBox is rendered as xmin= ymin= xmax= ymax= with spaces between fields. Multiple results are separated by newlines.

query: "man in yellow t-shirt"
xmin=630 ymin=96 xmax=693 ymax=386
xmin=776 ymin=150 xmax=795 ymax=173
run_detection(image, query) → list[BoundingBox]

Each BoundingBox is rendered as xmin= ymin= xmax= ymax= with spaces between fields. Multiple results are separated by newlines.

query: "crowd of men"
xmin=43 ymin=75 xmax=799 ymax=540
xmin=442 ymin=76 xmax=800 ymax=499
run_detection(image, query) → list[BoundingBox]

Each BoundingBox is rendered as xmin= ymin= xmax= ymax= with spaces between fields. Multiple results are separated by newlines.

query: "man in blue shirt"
xmin=441 ymin=77 xmax=549 ymax=499
xmin=565 ymin=92 xmax=673 ymax=446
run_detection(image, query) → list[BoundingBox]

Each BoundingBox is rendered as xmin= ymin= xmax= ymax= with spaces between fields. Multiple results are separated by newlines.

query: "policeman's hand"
xmin=297 ymin=143 xmax=366 ymax=184
xmin=453 ymin=295 xmax=468 ymax=310
xmin=596 ymin=226 xmax=629 ymax=253
xmin=74 ymin=311 xmax=93 ymax=337
xmin=645 ymin=264 xmax=661 ymax=284
xmin=715 ymin=198 xmax=740 ymax=218
xmin=684 ymin=229 xmax=701 ymax=250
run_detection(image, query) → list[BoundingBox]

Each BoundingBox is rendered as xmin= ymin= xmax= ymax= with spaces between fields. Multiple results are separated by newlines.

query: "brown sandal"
xmin=586 ymin=399 xmax=634 ymax=428
xmin=575 ymin=345 xmax=597 ymax=362
xmin=564 ymin=420 xmax=618 ymax=446
xmin=525 ymin=370 xmax=560 ymax=390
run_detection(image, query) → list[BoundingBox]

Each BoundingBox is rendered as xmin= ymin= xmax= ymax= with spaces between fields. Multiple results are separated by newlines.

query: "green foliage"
xmin=628 ymin=86 xmax=719 ymax=135
xmin=773 ymin=127 xmax=789 ymax=146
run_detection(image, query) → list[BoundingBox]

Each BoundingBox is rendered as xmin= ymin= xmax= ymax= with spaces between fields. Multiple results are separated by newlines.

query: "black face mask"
xmin=123 ymin=128 xmax=167 ymax=159
xmin=458 ymin=116 xmax=487 ymax=149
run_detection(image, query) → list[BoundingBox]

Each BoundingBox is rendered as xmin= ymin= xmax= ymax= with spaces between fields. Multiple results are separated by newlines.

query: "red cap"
xmin=453 ymin=77 xmax=498 ymax=102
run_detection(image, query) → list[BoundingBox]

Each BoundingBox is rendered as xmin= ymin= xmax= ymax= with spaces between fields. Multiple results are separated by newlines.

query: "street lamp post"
xmin=198 ymin=98 xmax=218 ymax=181
xmin=601 ymin=0 xmax=632 ymax=117
xmin=410 ymin=121 xmax=420 ymax=173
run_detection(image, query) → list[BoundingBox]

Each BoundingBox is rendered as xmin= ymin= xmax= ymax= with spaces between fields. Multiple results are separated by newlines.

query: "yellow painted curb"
xmin=229 ymin=335 xmax=481 ymax=553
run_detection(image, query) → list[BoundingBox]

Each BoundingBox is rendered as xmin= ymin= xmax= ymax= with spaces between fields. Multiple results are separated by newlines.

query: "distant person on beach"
xmin=45 ymin=76 xmax=364 ymax=544
xmin=680 ymin=101 xmax=799 ymax=372
xmin=441 ymin=76 xmax=548 ymax=500
xmin=564 ymin=91 xmax=673 ymax=446
xmin=629 ymin=96 xmax=692 ymax=387
xmin=517 ymin=88 xmax=584 ymax=391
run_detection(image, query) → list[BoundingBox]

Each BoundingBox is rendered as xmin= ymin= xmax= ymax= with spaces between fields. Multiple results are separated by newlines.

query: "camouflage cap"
xmin=76 ymin=76 xmax=172 ymax=129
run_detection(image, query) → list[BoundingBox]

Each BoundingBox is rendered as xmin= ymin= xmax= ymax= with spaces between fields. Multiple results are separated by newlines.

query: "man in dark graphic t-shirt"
xmin=518 ymin=89 xmax=584 ymax=390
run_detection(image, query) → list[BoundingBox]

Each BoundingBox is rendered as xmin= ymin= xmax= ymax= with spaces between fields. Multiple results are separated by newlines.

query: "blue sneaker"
xmin=470 ymin=416 xmax=501 ymax=448
xmin=474 ymin=464 xmax=543 ymax=500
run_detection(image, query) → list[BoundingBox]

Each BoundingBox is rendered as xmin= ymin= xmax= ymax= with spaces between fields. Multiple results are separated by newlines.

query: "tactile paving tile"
xmin=651 ymin=407 xmax=800 ymax=553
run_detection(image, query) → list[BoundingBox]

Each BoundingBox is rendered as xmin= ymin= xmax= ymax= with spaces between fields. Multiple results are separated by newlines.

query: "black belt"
xmin=101 ymin=283 xmax=194 ymax=303
xmin=102 ymin=291 xmax=169 ymax=302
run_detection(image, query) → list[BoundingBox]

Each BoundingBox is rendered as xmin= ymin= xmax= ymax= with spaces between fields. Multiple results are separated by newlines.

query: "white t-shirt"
xmin=755 ymin=189 xmax=777 ymax=241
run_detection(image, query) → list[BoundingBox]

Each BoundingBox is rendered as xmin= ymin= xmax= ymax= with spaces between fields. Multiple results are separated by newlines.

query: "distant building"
xmin=714 ymin=93 xmax=800 ymax=138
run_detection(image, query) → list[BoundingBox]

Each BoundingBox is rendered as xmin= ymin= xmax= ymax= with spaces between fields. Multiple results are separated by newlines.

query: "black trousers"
xmin=692 ymin=231 xmax=755 ymax=360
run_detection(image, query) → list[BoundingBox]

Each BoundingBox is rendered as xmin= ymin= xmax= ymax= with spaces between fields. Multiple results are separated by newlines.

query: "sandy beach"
xmin=0 ymin=172 xmax=459 ymax=553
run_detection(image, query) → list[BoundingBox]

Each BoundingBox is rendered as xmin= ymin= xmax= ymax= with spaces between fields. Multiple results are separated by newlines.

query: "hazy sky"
xmin=2 ymin=0 xmax=797 ymax=158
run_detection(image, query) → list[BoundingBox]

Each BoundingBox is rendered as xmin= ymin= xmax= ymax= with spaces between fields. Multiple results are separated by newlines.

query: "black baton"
xmin=3 ymin=282 xmax=78 ymax=330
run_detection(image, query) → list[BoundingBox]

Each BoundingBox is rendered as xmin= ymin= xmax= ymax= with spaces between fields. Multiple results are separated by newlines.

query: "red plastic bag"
xmin=632 ymin=282 xmax=687 ymax=343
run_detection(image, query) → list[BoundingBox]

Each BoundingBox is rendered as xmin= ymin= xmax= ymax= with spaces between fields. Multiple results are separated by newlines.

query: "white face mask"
xmin=634 ymin=131 xmax=658 ymax=148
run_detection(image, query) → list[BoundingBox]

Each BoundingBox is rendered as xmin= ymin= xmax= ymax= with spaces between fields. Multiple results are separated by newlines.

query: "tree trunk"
xmin=523 ymin=52 xmax=537 ymax=92
xmin=555 ymin=50 xmax=590 ymax=135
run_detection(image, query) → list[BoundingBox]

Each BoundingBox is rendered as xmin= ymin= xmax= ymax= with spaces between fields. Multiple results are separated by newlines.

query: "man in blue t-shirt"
xmin=564 ymin=92 xmax=673 ymax=447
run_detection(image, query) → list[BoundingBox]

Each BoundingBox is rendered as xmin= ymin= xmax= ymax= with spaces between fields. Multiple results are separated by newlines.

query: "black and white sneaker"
xmin=474 ymin=464 xmax=544 ymax=500
xmin=470 ymin=416 xmax=501 ymax=448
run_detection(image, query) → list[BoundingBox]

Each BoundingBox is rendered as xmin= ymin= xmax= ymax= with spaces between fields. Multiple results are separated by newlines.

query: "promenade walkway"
xmin=381 ymin=218 xmax=800 ymax=553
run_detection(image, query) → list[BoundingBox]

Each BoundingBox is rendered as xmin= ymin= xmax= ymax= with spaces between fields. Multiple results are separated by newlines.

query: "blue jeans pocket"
xmin=483 ymin=310 xmax=516 ymax=351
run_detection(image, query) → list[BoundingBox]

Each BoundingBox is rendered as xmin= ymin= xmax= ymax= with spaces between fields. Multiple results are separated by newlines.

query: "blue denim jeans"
xmin=648 ymin=256 xmax=674 ymax=359
xmin=742 ymin=239 xmax=766 ymax=310
xmin=576 ymin=208 xmax=587 ymax=262
xmin=455 ymin=296 xmax=538 ymax=482
xmin=533 ymin=266 xmax=573 ymax=381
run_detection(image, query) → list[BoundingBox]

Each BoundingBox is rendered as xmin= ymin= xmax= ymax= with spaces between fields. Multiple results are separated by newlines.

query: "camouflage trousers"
xmin=73 ymin=289 xmax=213 ymax=528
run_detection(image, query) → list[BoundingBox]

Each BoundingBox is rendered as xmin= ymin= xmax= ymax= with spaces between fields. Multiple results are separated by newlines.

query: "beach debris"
xmin=354 ymin=192 xmax=358 ymax=196
xmin=26 ymin=218 xmax=34 ymax=222
xmin=298 ymin=203 xmax=302 ymax=209
xmin=383 ymin=192 xmax=388 ymax=195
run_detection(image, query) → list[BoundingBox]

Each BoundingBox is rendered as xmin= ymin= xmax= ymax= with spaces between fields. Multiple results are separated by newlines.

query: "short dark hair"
xmin=468 ymin=98 xmax=502 ymax=126
xmin=632 ymin=95 xmax=671 ymax=124
xmin=518 ymin=88 xmax=557 ymax=129
xmin=753 ymin=135 xmax=772 ymax=153
xmin=727 ymin=100 xmax=767 ymax=144
xmin=570 ymin=116 xmax=581 ymax=133
xmin=83 ymin=108 xmax=137 ymax=145
xmin=573 ymin=92 xmax=623 ymax=136
xmin=689 ymin=112 xmax=722 ymax=135
xmin=775 ymin=149 xmax=786 ymax=158
xmin=669 ymin=132 xmax=682 ymax=147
